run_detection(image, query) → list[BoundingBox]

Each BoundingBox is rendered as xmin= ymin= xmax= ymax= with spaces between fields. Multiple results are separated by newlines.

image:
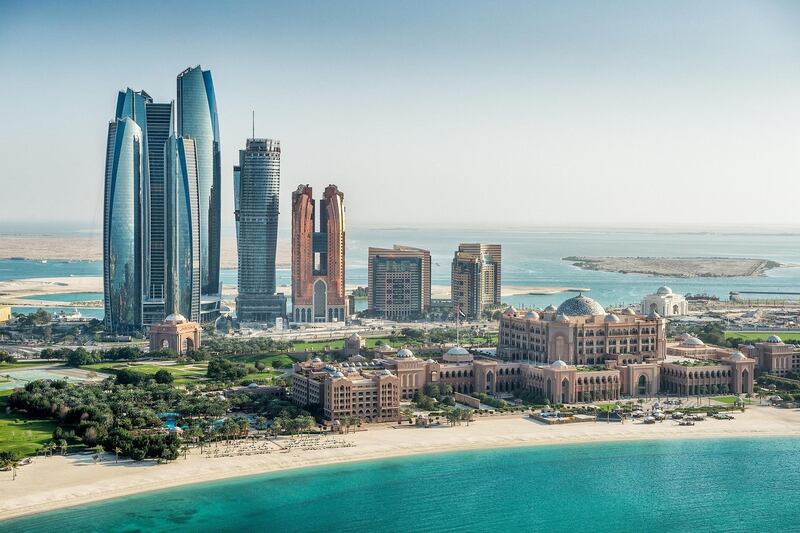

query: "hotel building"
xmin=367 ymin=245 xmax=431 ymax=319
xmin=291 ymin=185 xmax=347 ymax=323
xmin=451 ymin=243 xmax=501 ymax=319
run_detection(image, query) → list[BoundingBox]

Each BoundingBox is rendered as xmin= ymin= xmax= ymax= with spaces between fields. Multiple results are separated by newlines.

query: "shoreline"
xmin=1 ymin=406 xmax=798 ymax=521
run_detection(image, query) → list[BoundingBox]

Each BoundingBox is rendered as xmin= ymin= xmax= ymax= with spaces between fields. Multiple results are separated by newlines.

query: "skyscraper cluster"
xmin=103 ymin=66 xmax=221 ymax=334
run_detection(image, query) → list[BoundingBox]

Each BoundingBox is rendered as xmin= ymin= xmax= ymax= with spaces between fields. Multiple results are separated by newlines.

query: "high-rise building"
xmin=367 ymin=245 xmax=431 ymax=319
xmin=451 ymin=243 xmax=502 ymax=319
xmin=164 ymin=136 xmax=201 ymax=322
xmin=103 ymin=116 xmax=144 ymax=334
xmin=177 ymin=65 xmax=221 ymax=322
xmin=234 ymin=138 xmax=286 ymax=322
xmin=112 ymin=89 xmax=174 ymax=327
xmin=291 ymin=184 xmax=346 ymax=322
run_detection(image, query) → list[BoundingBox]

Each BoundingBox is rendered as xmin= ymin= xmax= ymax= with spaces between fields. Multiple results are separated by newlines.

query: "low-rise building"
xmin=641 ymin=286 xmax=688 ymax=317
xmin=742 ymin=335 xmax=800 ymax=376
xmin=0 ymin=305 xmax=11 ymax=324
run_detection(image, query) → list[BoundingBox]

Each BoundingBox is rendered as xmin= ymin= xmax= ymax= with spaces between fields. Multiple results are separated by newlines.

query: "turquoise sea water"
xmin=7 ymin=229 xmax=800 ymax=317
xmin=23 ymin=292 xmax=104 ymax=302
xmin=3 ymin=437 xmax=799 ymax=532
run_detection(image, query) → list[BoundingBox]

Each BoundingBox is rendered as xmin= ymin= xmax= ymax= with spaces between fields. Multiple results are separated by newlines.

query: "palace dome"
xmin=332 ymin=371 xmax=344 ymax=379
xmin=622 ymin=308 xmax=636 ymax=315
xmin=729 ymin=351 xmax=747 ymax=361
xmin=396 ymin=348 xmax=415 ymax=358
xmin=524 ymin=310 xmax=540 ymax=320
xmin=605 ymin=313 xmax=620 ymax=322
xmin=544 ymin=304 xmax=557 ymax=312
xmin=556 ymin=294 xmax=605 ymax=316
xmin=551 ymin=359 xmax=568 ymax=368
xmin=164 ymin=313 xmax=188 ymax=324
xmin=656 ymin=286 xmax=673 ymax=296
xmin=446 ymin=346 xmax=469 ymax=356
xmin=767 ymin=335 xmax=783 ymax=344
xmin=683 ymin=336 xmax=705 ymax=346
xmin=503 ymin=306 xmax=518 ymax=315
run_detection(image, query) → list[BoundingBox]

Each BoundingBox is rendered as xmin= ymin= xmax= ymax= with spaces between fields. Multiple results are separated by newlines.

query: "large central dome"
xmin=556 ymin=294 xmax=605 ymax=316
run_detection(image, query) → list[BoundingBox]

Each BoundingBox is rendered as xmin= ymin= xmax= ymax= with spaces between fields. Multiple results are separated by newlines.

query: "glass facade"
xmin=176 ymin=66 xmax=221 ymax=303
xmin=165 ymin=136 xmax=201 ymax=322
xmin=103 ymin=118 xmax=143 ymax=334
xmin=235 ymin=138 xmax=285 ymax=322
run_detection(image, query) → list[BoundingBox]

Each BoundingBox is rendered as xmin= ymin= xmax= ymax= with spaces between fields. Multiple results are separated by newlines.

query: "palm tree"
xmin=114 ymin=447 xmax=122 ymax=463
xmin=59 ymin=439 xmax=68 ymax=455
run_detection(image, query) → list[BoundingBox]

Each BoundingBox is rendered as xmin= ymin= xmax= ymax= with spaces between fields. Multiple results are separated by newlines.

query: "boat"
xmin=40 ymin=260 xmax=47 ymax=264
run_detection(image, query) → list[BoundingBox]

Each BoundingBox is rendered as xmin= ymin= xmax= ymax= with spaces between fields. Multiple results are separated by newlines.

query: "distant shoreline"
xmin=564 ymin=256 xmax=782 ymax=278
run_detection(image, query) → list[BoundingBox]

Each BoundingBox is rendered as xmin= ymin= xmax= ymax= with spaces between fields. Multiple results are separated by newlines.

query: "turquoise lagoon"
xmin=3 ymin=437 xmax=799 ymax=532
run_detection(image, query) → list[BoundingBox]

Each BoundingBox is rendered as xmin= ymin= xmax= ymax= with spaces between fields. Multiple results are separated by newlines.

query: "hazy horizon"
xmin=2 ymin=0 xmax=799 ymax=234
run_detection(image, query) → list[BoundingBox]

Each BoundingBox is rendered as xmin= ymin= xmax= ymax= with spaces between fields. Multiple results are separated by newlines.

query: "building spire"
xmin=252 ymin=110 xmax=255 ymax=139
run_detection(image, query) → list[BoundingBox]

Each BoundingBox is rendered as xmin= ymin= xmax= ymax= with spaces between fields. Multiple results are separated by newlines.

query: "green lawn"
xmin=228 ymin=353 xmax=294 ymax=367
xmin=81 ymin=361 xmax=209 ymax=385
xmin=725 ymin=331 xmax=800 ymax=341
xmin=290 ymin=339 xmax=345 ymax=351
xmin=710 ymin=395 xmax=737 ymax=404
xmin=0 ymin=389 xmax=57 ymax=456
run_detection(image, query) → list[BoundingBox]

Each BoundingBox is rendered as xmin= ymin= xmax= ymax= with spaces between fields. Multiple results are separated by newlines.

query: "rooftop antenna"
xmin=252 ymin=110 xmax=255 ymax=139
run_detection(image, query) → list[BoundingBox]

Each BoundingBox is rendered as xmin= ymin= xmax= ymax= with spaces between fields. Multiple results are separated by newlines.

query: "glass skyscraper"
xmin=234 ymin=138 xmax=286 ymax=322
xmin=165 ymin=136 xmax=201 ymax=322
xmin=176 ymin=65 xmax=221 ymax=321
xmin=103 ymin=117 xmax=143 ymax=334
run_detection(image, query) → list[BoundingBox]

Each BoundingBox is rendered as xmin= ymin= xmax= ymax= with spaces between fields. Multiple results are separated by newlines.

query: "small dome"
xmin=312 ymin=357 xmax=322 ymax=363
xmin=426 ymin=359 xmax=435 ymax=363
xmin=556 ymin=294 xmax=605 ymax=316
xmin=164 ymin=313 xmax=188 ymax=324
xmin=648 ymin=310 xmax=661 ymax=319
xmin=379 ymin=369 xmax=393 ymax=376
xmin=622 ymin=308 xmax=636 ymax=315
xmin=446 ymin=346 xmax=470 ymax=356
xmin=332 ymin=371 xmax=345 ymax=379
xmin=656 ymin=286 xmax=673 ymax=296
xmin=503 ymin=306 xmax=518 ymax=315
xmin=729 ymin=351 xmax=747 ymax=361
xmin=544 ymin=304 xmax=557 ymax=312
xmin=767 ymin=335 xmax=783 ymax=344
xmin=556 ymin=313 xmax=570 ymax=323
xmin=396 ymin=348 xmax=415 ymax=358
xmin=524 ymin=310 xmax=540 ymax=319
xmin=550 ymin=359 xmax=568 ymax=368
xmin=604 ymin=313 xmax=620 ymax=322
xmin=683 ymin=336 xmax=705 ymax=346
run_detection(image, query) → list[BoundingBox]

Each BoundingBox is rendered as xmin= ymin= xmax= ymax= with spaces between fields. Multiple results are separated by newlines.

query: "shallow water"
xmin=3 ymin=437 xmax=798 ymax=532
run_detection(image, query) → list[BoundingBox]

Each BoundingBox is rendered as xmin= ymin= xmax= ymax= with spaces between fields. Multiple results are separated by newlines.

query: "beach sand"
xmin=1 ymin=406 xmax=798 ymax=521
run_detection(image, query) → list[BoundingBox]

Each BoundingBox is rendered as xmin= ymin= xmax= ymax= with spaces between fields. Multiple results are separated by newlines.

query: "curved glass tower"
xmin=176 ymin=66 xmax=220 ymax=317
xmin=165 ymin=136 xmax=201 ymax=322
xmin=103 ymin=117 xmax=143 ymax=334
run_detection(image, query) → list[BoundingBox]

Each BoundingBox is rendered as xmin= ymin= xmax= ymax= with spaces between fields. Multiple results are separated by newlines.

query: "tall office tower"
xmin=367 ymin=245 xmax=431 ymax=319
xmin=291 ymin=184 xmax=346 ymax=322
xmin=113 ymin=89 xmax=174 ymax=326
xmin=177 ymin=65 xmax=221 ymax=322
xmin=164 ymin=136 xmax=201 ymax=322
xmin=103 ymin=117 xmax=144 ymax=334
xmin=451 ymin=243 xmax=502 ymax=319
xmin=234 ymin=138 xmax=286 ymax=322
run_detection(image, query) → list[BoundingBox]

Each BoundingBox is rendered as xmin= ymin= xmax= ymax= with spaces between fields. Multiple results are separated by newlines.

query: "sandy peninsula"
xmin=1 ymin=406 xmax=798 ymax=521
xmin=565 ymin=256 xmax=781 ymax=278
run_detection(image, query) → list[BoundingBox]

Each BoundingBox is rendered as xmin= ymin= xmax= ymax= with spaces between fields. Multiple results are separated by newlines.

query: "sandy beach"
xmin=1 ymin=405 xmax=798 ymax=521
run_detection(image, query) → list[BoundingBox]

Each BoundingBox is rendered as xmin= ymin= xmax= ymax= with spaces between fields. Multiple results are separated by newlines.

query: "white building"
xmin=641 ymin=286 xmax=688 ymax=317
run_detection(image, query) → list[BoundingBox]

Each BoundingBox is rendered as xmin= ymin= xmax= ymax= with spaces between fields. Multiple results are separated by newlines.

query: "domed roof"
xmin=556 ymin=294 xmax=605 ymax=316
xmin=524 ymin=310 xmax=540 ymax=319
xmin=396 ymin=348 xmax=415 ymax=358
xmin=348 ymin=333 xmax=362 ymax=341
xmin=556 ymin=313 xmax=570 ymax=323
xmin=544 ymin=304 xmax=557 ymax=312
xmin=503 ymin=306 xmax=518 ymax=315
xmin=379 ymin=369 xmax=393 ymax=376
xmin=656 ymin=286 xmax=673 ymax=296
xmin=622 ymin=307 xmax=636 ymax=315
xmin=332 ymin=371 xmax=344 ymax=379
xmin=446 ymin=346 xmax=470 ymax=356
xmin=683 ymin=336 xmax=705 ymax=346
xmin=426 ymin=358 xmax=435 ymax=363
xmin=729 ymin=351 xmax=747 ymax=361
xmin=164 ymin=313 xmax=188 ymax=324
xmin=648 ymin=310 xmax=661 ymax=319
xmin=767 ymin=335 xmax=783 ymax=343
xmin=550 ymin=359 xmax=568 ymax=368
xmin=311 ymin=357 xmax=322 ymax=363
xmin=604 ymin=313 xmax=620 ymax=322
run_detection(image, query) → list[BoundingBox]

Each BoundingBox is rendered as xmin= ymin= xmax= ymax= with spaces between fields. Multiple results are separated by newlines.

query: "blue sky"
xmin=1 ymin=0 xmax=800 ymax=233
